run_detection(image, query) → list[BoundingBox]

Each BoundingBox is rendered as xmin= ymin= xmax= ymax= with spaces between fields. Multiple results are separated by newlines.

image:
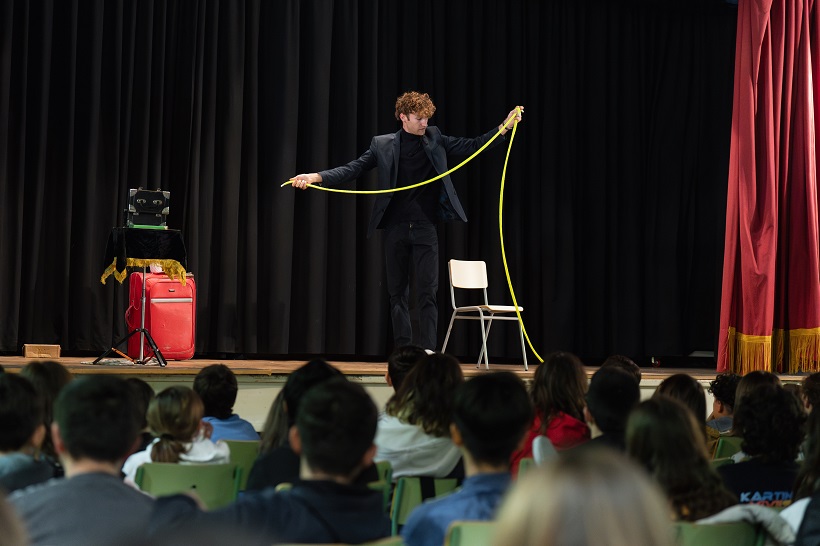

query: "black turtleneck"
xmin=379 ymin=130 xmax=439 ymax=228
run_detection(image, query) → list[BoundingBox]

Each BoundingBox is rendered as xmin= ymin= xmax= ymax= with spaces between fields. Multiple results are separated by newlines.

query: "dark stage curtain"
xmin=0 ymin=0 xmax=737 ymax=363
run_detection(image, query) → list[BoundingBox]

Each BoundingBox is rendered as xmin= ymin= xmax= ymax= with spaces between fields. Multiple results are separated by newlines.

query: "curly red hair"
xmin=395 ymin=91 xmax=436 ymax=120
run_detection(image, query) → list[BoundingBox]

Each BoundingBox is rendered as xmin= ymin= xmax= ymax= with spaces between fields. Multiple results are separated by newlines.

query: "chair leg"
xmin=477 ymin=317 xmax=495 ymax=366
xmin=441 ymin=312 xmax=457 ymax=353
xmin=478 ymin=311 xmax=490 ymax=370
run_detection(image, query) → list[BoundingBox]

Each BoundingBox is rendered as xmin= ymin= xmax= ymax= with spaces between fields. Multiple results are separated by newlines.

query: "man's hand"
xmin=290 ymin=173 xmax=322 ymax=190
xmin=500 ymin=106 xmax=524 ymax=134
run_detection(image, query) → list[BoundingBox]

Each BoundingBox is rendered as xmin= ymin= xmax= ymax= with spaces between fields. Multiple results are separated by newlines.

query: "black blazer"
xmin=319 ymin=126 xmax=504 ymax=238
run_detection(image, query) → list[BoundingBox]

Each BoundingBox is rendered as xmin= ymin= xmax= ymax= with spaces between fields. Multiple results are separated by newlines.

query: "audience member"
xmin=385 ymin=344 xmax=426 ymax=393
xmin=402 ymin=372 xmax=533 ymax=546
xmin=653 ymin=373 xmax=706 ymax=421
xmin=718 ymin=384 xmax=805 ymax=508
xmin=573 ymin=366 xmax=640 ymax=453
xmin=148 ymin=379 xmax=390 ymax=545
xmin=600 ymin=354 xmax=642 ymax=384
xmin=194 ymin=364 xmax=259 ymax=441
xmin=122 ymin=386 xmax=230 ymax=483
xmin=493 ymin=448 xmax=674 ymax=546
xmin=245 ymin=359 xmax=381 ymax=491
xmin=510 ymin=351 xmax=590 ymax=474
xmin=782 ymin=408 xmax=820 ymax=536
xmin=707 ymin=372 xmax=742 ymax=434
xmin=627 ymin=397 xmax=737 ymax=520
xmin=125 ymin=378 xmax=156 ymax=452
xmin=0 ymin=492 xmax=27 ymax=546
xmin=0 ymin=374 xmax=56 ymax=492
xmin=10 ymin=376 xmax=154 ymax=545
xmin=20 ymin=360 xmax=73 ymax=467
xmin=802 ymin=372 xmax=820 ymax=414
xmin=376 ymin=352 xmax=465 ymax=479
xmin=733 ymin=371 xmax=781 ymax=415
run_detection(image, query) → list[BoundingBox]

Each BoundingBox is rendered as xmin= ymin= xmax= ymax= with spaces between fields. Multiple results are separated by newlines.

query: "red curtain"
xmin=719 ymin=0 xmax=820 ymax=373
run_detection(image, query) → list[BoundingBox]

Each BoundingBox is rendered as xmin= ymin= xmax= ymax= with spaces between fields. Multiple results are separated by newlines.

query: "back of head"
xmin=795 ymin=408 xmax=820 ymax=499
xmin=708 ymin=373 xmax=742 ymax=413
xmin=733 ymin=384 xmax=805 ymax=463
xmin=296 ymin=378 xmax=377 ymax=479
xmin=126 ymin=378 xmax=155 ymax=430
xmin=0 ymin=374 xmax=43 ymax=452
xmin=20 ymin=360 xmax=73 ymax=422
xmin=385 ymin=352 xmax=464 ymax=437
xmin=54 ymin=376 xmax=138 ymax=462
xmin=493 ymin=448 xmax=673 ymax=546
xmin=600 ymin=355 xmax=642 ymax=384
xmin=802 ymin=372 xmax=820 ymax=411
xmin=531 ymin=351 xmax=587 ymax=423
xmin=148 ymin=386 xmax=204 ymax=463
xmin=453 ymin=372 xmax=533 ymax=467
xmin=193 ymin=364 xmax=238 ymax=420
xmin=387 ymin=345 xmax=426 ymax=392
xmin=283 ymin=359 xmax=343 ymax=427
xmin=586 ymin=367 xmax=640 ymax=433
xmin=653 ymin=374 xmax=705 ymax=421
xmin=734 ymin=371 xmax=781 ymax=413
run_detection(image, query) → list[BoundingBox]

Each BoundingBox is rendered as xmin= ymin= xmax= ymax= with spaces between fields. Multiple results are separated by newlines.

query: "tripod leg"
xmin=92 ymin=329 xmax=143 ymax=365
xmin=140 ymin=329 xmax=167 ymax=367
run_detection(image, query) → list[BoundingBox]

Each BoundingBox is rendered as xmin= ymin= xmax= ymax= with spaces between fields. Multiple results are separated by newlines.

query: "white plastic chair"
xmin=441 ymin=259 xmax=528 ymax=370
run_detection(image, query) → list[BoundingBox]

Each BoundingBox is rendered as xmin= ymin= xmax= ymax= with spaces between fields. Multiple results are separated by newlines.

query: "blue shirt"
xmin=203 ymin=415 xmax=259 ymax=442
xmin=401 ymin=472 xmax=511 ymax=546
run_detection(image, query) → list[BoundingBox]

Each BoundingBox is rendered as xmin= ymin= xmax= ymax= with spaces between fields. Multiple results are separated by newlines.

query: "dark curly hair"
xmin=802 ymin=372 xmax=820 ymax=410
xmin=530 ymin=352 xmax=588 ymax=427
xmin=627 ymin=397 xmax=738 ymax=521
xmin=708 ymin=373 xmax=742 ymax=412
xmin=394 ymin=91 xmax=436 ymax=120
xmin=795 ymin=408 xmax=820 ymax=500
xmin=385 ymin=352 xmax=464 ymax=437
xmin=733 ymin=384 xmax=806 ymax=464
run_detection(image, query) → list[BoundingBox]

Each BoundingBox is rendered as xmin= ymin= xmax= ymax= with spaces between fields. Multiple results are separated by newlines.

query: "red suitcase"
xmin=126 ymin=272 xmax=196 ymax=360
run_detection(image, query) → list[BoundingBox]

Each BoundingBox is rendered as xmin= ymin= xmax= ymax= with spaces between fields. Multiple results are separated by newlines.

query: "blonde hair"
xmin=493 ymin=449 xmax=674 ymax=546
xmin=148 ymin=386 xmax=204 ymax=463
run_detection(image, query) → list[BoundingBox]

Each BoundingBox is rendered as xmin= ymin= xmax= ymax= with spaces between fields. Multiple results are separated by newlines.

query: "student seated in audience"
xmin=801 ymin=372 xmax=820 ymax=414
xmin=0 ymin=374 xmax=57 ymax=493
xmin=571 ymin=366 xmax=640 ymax=453
xmin=493 ymin=448 xmax=674 ymax=546
xmin=10 ymin=376 xmax=155 ymax=545
xmin=376 ymin=352 xmax=465 ymax=479
xmin=126 ymin=378 xmax=156 ymax=452
xmin=20 ymin=360 xmax=73 ymax=474
xmin=705 ymin=372 xmax=742 ymax=454
xmin=510 ymin=351 xmax=590 ymax=474
xmin=148 ymin=378 xmax=390 ymax=545
xmin=600 ymin=354 xmax=642 ymax=384
xmin=718 ymin=384 xmax=805 ymax=508
xmin=653 ymin=373 xmax=706 ymax=422
xmin=401 ymin=372 xmax=533 ymax=546
xmin=627 ymin=397 xmax=737 ymax=520
xmin=781 ymin=408 xmax=820 ymax=537
xmin=385 ymin=344 xmax=427 ymax=393
xmin=122 ymin=386 xmax=230 ymax=483
xmin=246 ymin=359 xmax=380 ymax=490
xmin=194 ymin=364 xmax=259 ymax=442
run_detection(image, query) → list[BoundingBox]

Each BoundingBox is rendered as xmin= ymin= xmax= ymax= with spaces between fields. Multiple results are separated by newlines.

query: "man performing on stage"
xmin=291 ymin=92 xmax=523 ymax=351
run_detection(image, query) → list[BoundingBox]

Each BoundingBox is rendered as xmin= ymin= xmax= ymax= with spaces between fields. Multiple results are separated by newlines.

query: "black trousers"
xmin=383 ymin=222 xmax=438 ymax=351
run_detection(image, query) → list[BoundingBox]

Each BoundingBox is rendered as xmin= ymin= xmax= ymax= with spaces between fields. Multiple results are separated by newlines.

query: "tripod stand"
xmin=94 ymin=265 xmax=167 ymax=367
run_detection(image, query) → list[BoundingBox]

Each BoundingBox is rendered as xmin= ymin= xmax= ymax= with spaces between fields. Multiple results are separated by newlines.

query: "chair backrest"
xmin=376 ymin=460 xmax=394 ymax=484
xmin=368 ymin=479 xmax=392 ymax=515
xmin=713 ymin=436 xmax=744 ymax=459
xmin=134 ymin=463 xmax=241 ymax=509
xmin=448 ymin=260 xmax=489 ymax=309
xmin=391 ymin=476 xmax=461 ymax=535
xmin=674 ymin=521 xmax=764 ymax=546
xmin=711 ymin=456 xmax=736 ymax=469
xmin=223 ymin=439 xmax=260 ymax=491
xmin=445 ymin=521 xmax=497 ymax=546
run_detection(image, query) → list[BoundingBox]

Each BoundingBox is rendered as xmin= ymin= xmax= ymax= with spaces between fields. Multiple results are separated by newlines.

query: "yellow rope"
xmin=283 ymin=107 xmax=543 ymax=363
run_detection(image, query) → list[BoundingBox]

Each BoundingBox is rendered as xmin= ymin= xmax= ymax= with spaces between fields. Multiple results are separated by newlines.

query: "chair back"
xmin=711 ymin=457 xmax=735 ymax=469
xmin=713 ymin=436 xmax=744 ymax=459
xmin=223 ymin=439 xmax=260 ymax=491
xmin=134 ymin=463 xmax=241 ymax=509
xmin=391 ymin=476 xmax=461 ymax=535
xmin=445 ymin=521 xmax=496 ymax=546
xmin=675 ymin=521 xmax=763 ymax=546
xmin=448 ymin=260 xmax=489 ymax=309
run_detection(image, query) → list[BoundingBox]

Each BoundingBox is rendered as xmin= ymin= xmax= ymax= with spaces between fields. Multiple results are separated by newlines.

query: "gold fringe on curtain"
xmin=773 ymin=328 xmax=820 ymax=374
xmin=100 ymin=258 xmax=188 ymax=285
xmin=726 ymin=327 xmax=772 ymax=374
